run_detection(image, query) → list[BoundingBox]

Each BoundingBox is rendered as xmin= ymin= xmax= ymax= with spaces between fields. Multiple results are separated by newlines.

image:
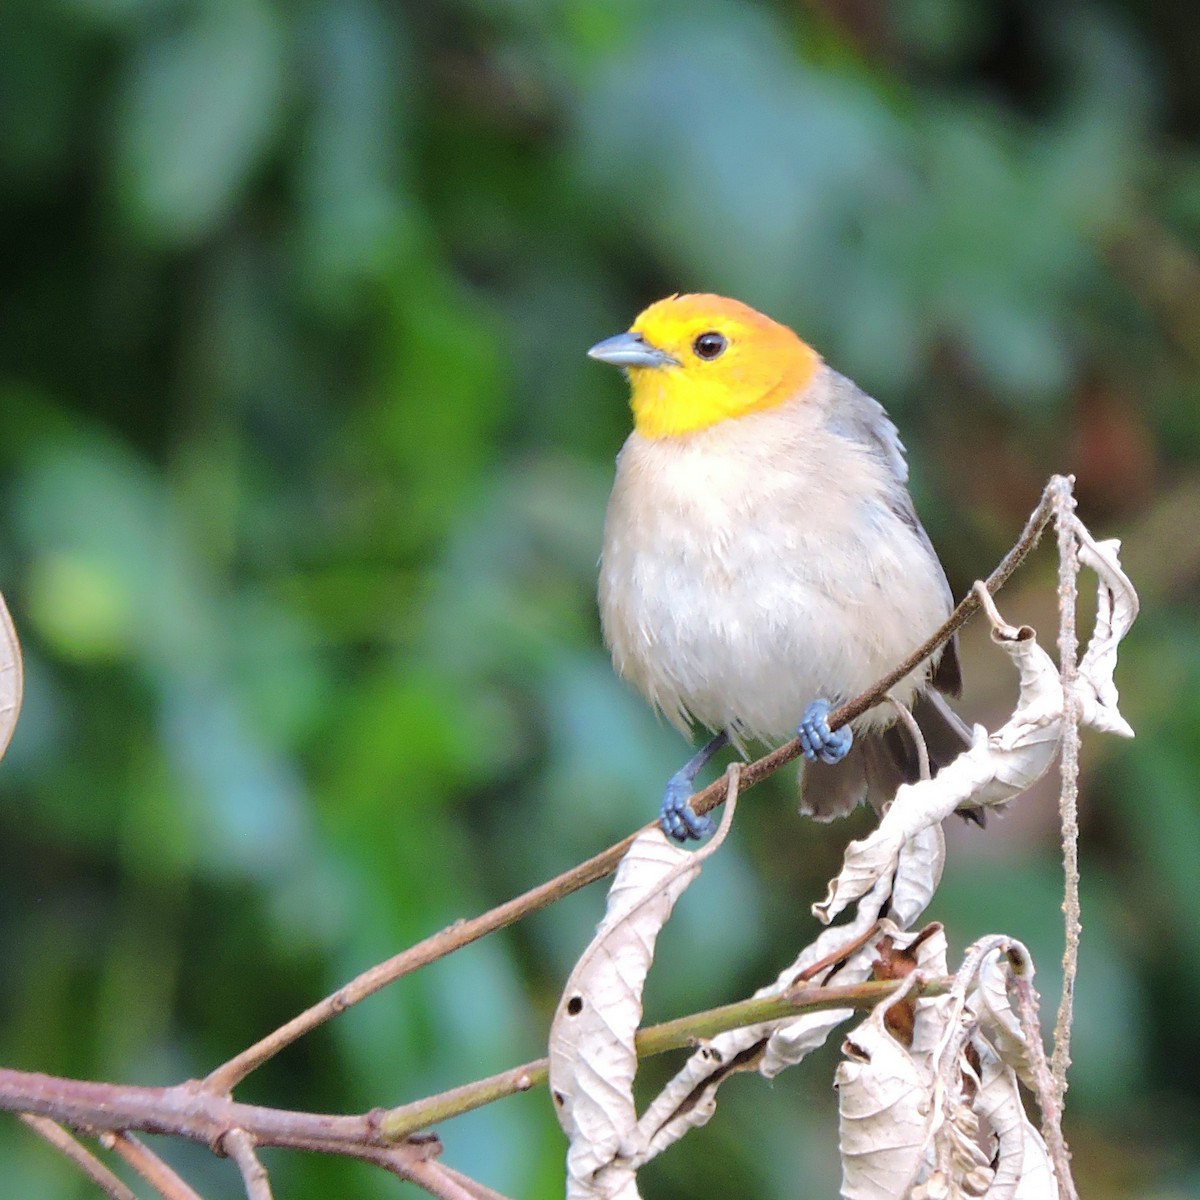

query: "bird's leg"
xmin=797 ymin=699 xmax=853 ymax=765
xmin=660 ymin=730 xmax=730 ymax=842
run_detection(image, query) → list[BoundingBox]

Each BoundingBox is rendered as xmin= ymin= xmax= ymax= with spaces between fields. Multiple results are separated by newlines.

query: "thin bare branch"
xmin=102 ymin=1132 xmax=207 ymax=1200
xmin=205 ymin=478 xmax=1061 ymax=1096
xmin=379 ymin=1062 xmax=547 ymax=1141
xmin=1 ymin=1070 xmax=381 ymax=1154
xmin=433 ymin=1163 xmax=517 ymax=1200
xmin=1051 ymin=478 xmax=1082 ymax=1099
xmin=378 ymin=975 xmax=953 ymax=1140
xmin=13 ymin=1074 xmax=491 ymax=1197
xmin=884 ymin=694 xmax=930 ymax=780
xmin=223 ymin=1129 xmax=272 ymax=1200
xmin=317 ymin=1138 xmax=510 ymax=1200
xmin=19 ymin=1115 xmax=137 ymax=1200
xmin=0 ymin=479 xmax=1084 ymax=1200
xmin=203 ymin=837 xmax=643 ymax=1093
xmin=404 ymin=1160 xmax=504 ymax=1200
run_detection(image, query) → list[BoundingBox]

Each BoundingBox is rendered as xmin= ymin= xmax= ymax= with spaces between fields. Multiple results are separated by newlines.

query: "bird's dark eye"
xmin=692 ymin=331 xmax=727 ymax=360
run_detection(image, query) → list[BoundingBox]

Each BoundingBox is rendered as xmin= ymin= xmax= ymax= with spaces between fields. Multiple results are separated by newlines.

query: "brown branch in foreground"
xmin=204 ymin=478 xmax=1063 ymax=1097
xmin=1 ymin=976 xmax=952 ymax=1157
xmin=19 ymin=1116 xmax=137 ymax=1200
xmin=203 ymin=831 xmax=648 ymax=1094
xmin=224 ymin=1128 xmax=273 ymax=1200
xmin=434 ymin=1163 xmax=523 ymax=1200
xmin=1 ymin=478 xmax=1067 ymax=1200
xmin=405 ymin=1160 xmax=500 ymax=1200
xmin=4 ymin=1070 xmax=391 ymax=1154
xmin=103 ymin=1131 xmax=206 ymax=1200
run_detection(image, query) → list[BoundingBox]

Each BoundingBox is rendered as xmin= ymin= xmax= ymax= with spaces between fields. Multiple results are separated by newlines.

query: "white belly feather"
xmin=598 ymin=390 xmax=951 ymax=746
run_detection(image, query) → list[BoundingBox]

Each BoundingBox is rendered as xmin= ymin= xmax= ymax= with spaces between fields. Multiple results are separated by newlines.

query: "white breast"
xmin=598 ymin=380 xmax=951 ymax=746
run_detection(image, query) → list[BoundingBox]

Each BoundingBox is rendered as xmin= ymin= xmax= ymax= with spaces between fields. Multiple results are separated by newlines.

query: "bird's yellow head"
xmin=588 ymin=294 xmax=821 ymax=440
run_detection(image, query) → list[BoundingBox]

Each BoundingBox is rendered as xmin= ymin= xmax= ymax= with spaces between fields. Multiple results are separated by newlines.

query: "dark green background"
xmin=1 ymin=0 xmax=1195 ymax=1196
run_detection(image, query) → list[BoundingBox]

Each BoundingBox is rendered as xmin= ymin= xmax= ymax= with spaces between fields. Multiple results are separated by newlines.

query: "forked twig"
xmin=102 ymin=1131 xmax=207 ymax=1200
xmin=19 ymin=1116 xmax=137 ymax=1200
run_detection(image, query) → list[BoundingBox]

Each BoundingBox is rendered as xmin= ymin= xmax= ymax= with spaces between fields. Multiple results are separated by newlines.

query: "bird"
xmin=589 ymin=293 xmax=973 ymax=842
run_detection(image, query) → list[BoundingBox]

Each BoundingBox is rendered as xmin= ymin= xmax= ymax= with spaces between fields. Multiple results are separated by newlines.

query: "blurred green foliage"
xmin=1 ymin=0 xmax=1197 ymax=1196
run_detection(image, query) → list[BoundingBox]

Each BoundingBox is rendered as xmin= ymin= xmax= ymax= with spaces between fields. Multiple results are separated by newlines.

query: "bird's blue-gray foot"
xmin=797 ymin=699 xmax=853 ymax=765
xmin=660 ymin=774 xmax=713 ymax=841
xmin=658 ymin=730 xmax=729 ymax=842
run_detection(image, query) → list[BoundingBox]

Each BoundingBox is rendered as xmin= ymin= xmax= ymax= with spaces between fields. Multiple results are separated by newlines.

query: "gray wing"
xmin=823 ymin=370 xmax=911 ymax=487
xmin=823 ymin=371 xmax=962 ymax=697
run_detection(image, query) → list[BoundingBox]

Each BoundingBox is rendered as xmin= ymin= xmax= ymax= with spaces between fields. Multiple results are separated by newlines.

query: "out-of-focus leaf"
xmin=295 ymin=0 xmax=413 ymax=305
xmin=24 ymin=550 xmax=135 ymax=661
xmin=366 ymin=270 xmax=507 ymax=546
xmin=571 ymin=5 xmax=902 ymax=319
xmin=113 ymin=0 xmax=285 ymax=242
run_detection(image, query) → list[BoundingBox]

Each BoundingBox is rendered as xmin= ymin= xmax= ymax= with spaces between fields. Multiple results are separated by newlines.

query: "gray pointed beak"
xmin=587 ymin=331 xmax=679 ymax=369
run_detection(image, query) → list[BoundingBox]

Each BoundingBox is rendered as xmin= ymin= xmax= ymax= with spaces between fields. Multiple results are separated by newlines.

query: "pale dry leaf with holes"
xmin=622 ymin=816 xmax=950 ymax=1164
xmin=964 ymin=946 xmax=1060 ymax=1200
xmin=957 ymin=948 xmax=1058 ymax=1200
xmin=0 ymin=591 xmax=23 ymax=761
xmin=837 ymin=925 xmax=957 ymax=1200
xmin=887 ymin=820 xmax=945 ymax=930
xmin=837 ymin=975 xmax=932 ymax=1200
xmin=837 ymin=937 xmax=1059 ymax=1200
xmin=816 ymin=518 xmax=1136 ymax=927
xmin=548 ymin=771 xmax=740 ymax=1200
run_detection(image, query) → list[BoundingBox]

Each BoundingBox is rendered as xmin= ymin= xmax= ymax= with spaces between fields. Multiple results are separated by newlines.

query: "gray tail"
xmin=798 ymin=690 xmax=981 ymax=824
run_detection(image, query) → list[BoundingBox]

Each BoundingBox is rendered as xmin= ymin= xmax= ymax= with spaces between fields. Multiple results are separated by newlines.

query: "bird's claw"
xmin=797 ymin=699 xmax=853 ymax=765
xmin=659 ymin=773 xmax=713 ymax=842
